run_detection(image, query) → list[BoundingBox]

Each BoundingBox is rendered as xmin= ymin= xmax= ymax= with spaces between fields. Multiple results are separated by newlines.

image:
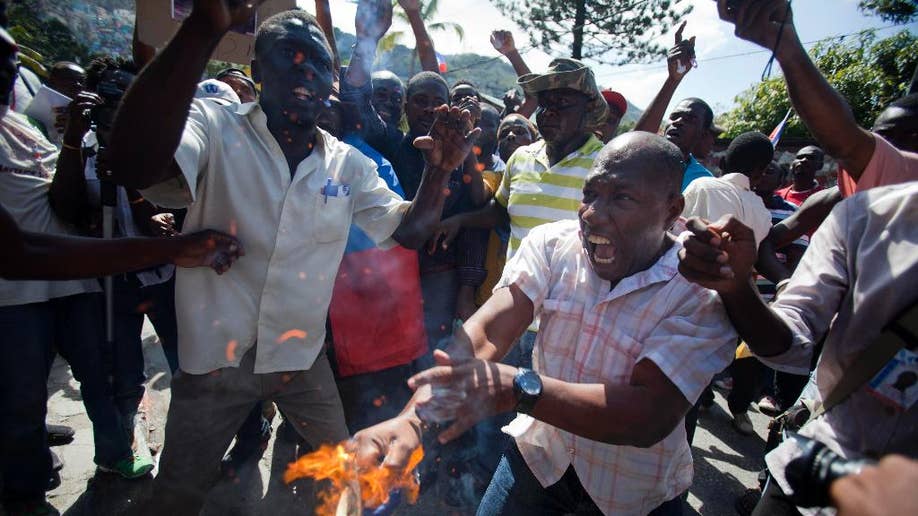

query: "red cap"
xmin=601 ymin=89 xmax=627 ymax=117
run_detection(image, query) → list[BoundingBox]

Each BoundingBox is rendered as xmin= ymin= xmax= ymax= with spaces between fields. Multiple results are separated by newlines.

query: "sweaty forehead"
xmin=409 ymin=79 xmax=448 ymax=100
xmin=262 ymin=20 xmax=329 ymax=54
xmin=874 ymin=106 xmax=917 ymax=130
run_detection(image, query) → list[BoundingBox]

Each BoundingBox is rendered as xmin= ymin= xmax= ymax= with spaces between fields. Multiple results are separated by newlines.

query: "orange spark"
xmin=229 ymin=219 xmax=238 ymax=236
xmin=225 ymin=340 xmax=238 ymax=361
xmin=462 ymin=174 xmax=472 ymax=184
xmin=276 ymin=329 xmax=308 ymax=344
xmin=285 ymin=442 xmax=424 ymax=516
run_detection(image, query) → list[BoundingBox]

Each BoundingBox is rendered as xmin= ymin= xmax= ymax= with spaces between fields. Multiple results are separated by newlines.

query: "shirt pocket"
xmin=312 ymin=192 xmax=352 ymax=243
xmin=537 ymin=299 xmax=585 ymax=375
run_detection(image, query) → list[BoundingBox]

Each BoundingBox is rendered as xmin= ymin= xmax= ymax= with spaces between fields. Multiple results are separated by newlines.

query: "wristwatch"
xmin=513 ymin=368 xmax=543 ymax=414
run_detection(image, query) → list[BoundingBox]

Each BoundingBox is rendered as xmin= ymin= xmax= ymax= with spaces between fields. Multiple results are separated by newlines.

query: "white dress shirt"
xmin=142 ymin=100 xmax=409 ymax=374
xmin=756 ymin=182 xmax=918 ymax=514
xmin=682 ymin=172 xmax=773 ymax=247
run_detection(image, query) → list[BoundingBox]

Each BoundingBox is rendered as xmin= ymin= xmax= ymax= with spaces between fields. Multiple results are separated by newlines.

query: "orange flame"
xmin=284 ymin=442 xmax=424 ymax=516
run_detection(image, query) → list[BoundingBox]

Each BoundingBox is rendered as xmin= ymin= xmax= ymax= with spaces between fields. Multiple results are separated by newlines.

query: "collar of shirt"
xmin=529 ymin=134 xmax=603 ymax=170
xmin=721 ymin=173 xmax=751 ymax=191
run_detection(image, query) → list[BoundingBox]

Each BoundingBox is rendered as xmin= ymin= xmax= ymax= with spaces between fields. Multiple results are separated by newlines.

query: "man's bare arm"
xmin=719 ymin=0 xmax=875 ymax=177
xmin=399 ymin=0 xmax=439 ymax=73
xmin=107 ymin=2 xmax=260 ymax=190
xmin=634 ymin=22 xmax=695 ymax=134
xmin=490 ymin=30 xmax=537 ymax=118
xmin=1 ymin=204 xmax=242 ymax=279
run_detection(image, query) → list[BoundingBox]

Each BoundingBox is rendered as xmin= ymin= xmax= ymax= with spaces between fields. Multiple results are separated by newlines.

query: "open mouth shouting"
xmin=585 ymin=233 xmax=616 ymax=264
xmin=293 ymin=86 xmax=317 ymax=102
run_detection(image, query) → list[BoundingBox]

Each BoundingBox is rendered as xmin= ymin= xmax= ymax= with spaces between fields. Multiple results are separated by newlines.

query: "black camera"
xmin=784 ymin=433 xmax=874 ymax=508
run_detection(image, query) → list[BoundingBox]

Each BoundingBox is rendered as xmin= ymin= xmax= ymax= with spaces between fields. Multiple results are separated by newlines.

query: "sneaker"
xmin=46 ymin=424 xmax=74 ymax=446
xmin=731 ymin=411 xmax=754 ymax=435
xmin=97 ymin=453 xmax=154 ymax=479
xmin=47 ymin=470 xmax=61 ymax=492
xmin=756 ymin=395 xmax=781 ymax=417
xmin=734 ymin=488 xmax=762 ymax=516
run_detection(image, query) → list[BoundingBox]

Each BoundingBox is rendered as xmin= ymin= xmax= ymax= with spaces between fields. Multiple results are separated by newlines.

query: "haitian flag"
xmin=329 ymin=135 xmax=427 ymax=377
xmin=769 ymin=109 xmax=794 ymax=147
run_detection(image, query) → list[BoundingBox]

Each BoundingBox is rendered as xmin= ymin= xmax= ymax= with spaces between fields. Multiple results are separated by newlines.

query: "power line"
xmin=594 ymin=22 xmax=917 ymax=80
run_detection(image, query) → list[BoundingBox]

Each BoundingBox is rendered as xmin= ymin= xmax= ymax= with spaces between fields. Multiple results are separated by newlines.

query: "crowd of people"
xmin=1 ymin=0 xmax=916 ymax=515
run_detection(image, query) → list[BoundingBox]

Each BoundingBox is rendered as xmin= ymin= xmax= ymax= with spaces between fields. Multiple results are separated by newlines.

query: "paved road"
xmin=43 ymin=326 xmax=770 ymax=515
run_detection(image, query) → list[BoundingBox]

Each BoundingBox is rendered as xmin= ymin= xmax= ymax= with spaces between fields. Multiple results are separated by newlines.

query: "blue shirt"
xmin=682 ymin=155 xmax=714 ymax=192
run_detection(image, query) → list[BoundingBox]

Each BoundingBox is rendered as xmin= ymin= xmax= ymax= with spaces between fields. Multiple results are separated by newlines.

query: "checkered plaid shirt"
xmin=496 ymin=220 xmax=736 ymax=515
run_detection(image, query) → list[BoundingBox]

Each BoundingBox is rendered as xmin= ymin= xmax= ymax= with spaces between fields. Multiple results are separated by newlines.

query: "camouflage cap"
xmin=518 ymin=58 xmax=608 ymax=129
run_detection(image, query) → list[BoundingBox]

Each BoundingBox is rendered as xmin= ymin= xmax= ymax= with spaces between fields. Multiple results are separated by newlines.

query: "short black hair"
xmin=593 ymin=132 xmax=685 ymax=198
xmin=724 ymin=131 xmax=774 ymax=175
xmin=254 ymin=9 xmax=328 ymax=58
xmin=451 ymin=79 xmax=478 ymax=92
xmin=681 ymin=97 xmax=714 ymax=130
xmin=406 ymin=71 xmax=448 ymax=99
xmin=85 ymin=56 xmax=137 ymax=90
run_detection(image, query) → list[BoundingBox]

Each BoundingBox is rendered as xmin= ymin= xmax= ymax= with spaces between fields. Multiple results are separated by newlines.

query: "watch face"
xmin=518 ymin=370 xmax=542 ymax=395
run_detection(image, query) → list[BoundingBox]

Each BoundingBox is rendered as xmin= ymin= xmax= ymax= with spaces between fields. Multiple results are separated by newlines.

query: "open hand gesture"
xmin=677 ymin=215 xmax=758 ymax=295
xmin=356 ymin=0 xmax=393 ymax=42
xmin=190 ymin=0 xmax=263 ymax=35
xmin=173 ymin=229 xmax=244 ymax=274
xmin=668 ymin=21 xmax=696 ymax=80
xmin=490 ymin=30 xmax=517 ymax=56
xmin=414 ymin=105 xmax=481 ymax=174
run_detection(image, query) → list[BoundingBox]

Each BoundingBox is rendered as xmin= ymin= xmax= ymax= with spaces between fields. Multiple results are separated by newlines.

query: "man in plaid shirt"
xmin=354 ymin=132 xmax=736 ymax=515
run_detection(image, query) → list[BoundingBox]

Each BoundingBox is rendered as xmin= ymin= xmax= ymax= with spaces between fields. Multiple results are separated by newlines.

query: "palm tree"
xmin=378 ymin=0 xmax=464 ymax=74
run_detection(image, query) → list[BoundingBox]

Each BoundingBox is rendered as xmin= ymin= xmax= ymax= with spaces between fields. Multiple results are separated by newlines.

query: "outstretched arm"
xmin=107 ymin=1 xmax=261 ymax=190
xmin=1 ymin=204 xmax=243 ymax=279
xmin=490 ymin=30 xmax=537 ymax=118
xmin=717 ymin=0 xmax=875 ymax=177
xmin=634 ymin=21 xmax=695 ymax=134
xmin=766 ymin=186 xmax=841 ymax=249
xmin=399 ymin=0 xmax=439 ymax=73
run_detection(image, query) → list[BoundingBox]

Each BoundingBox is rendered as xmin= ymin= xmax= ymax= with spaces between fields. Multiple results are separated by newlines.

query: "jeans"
xmin=478 ymin=443 xmax=683 ymax=515
xmin=417 ymin=269 xmax=460 ymax=369
xmin=0 ymin=294 xmax=131 ymax=504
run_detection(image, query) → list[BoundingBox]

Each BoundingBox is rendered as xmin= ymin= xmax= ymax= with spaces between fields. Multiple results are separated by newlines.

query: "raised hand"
xmin=356 ymin=0 xmax=393 ymax=42
xmin=490 ymin=30 xmax=517 ymax=56
xmin=715 ymin=0 xmax=795 ymax=52
xmin=173 ymin=229 xmax=244 ymax=274
xmin=414 ymin=105 xmax=481 ymax=173
xmin=677 ymin=215 xmax=758 ymax=294
xmin=189 ymin=0 xmax=263 ymax=36
xmin=667 ymin=21 xmax=696 ymax=80
xmin=63 ymin=92 xmax=103 ymax=146
xmin=397 ymin=0 xmax=422 ymax=13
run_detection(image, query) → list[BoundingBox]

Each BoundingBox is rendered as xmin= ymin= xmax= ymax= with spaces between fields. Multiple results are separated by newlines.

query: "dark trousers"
xmin=0 ymin=294 xmax=130 ymax=504
xmin=478 ymin=443 xmax=683 ymax=515
xmin=751 ymin=478 xmax=802 ymax=516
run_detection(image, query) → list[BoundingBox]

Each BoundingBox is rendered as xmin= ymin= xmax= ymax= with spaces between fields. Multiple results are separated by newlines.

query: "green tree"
xmin=7 ymin=0 xmax=90 ymax=66
xmin=719 ymin=30 xmax=918 ymax=139
xmin=491 ymin=0 xmax=691 ymax=64
xmin=858 ymin=0 xmax=918 ymax=24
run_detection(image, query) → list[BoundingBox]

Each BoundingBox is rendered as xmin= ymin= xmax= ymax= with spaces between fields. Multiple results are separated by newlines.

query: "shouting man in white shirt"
xmin=103 ymin=1 xmax=478 ymax=513
xmin=352 ymin=132 xmax=737 ymax=515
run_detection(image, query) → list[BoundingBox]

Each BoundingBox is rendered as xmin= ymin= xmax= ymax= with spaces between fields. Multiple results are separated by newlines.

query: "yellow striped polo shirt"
xmin=494 ymin=135 xmax=604 ymax=260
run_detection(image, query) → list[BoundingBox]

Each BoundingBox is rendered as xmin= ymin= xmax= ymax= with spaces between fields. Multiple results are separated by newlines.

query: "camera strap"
xmin=813 ymin=300 xmax=918 ymax=418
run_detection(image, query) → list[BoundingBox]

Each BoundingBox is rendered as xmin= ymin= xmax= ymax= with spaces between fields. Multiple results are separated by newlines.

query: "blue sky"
xmin=302 ymin=0 xmax=916 ymax=114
